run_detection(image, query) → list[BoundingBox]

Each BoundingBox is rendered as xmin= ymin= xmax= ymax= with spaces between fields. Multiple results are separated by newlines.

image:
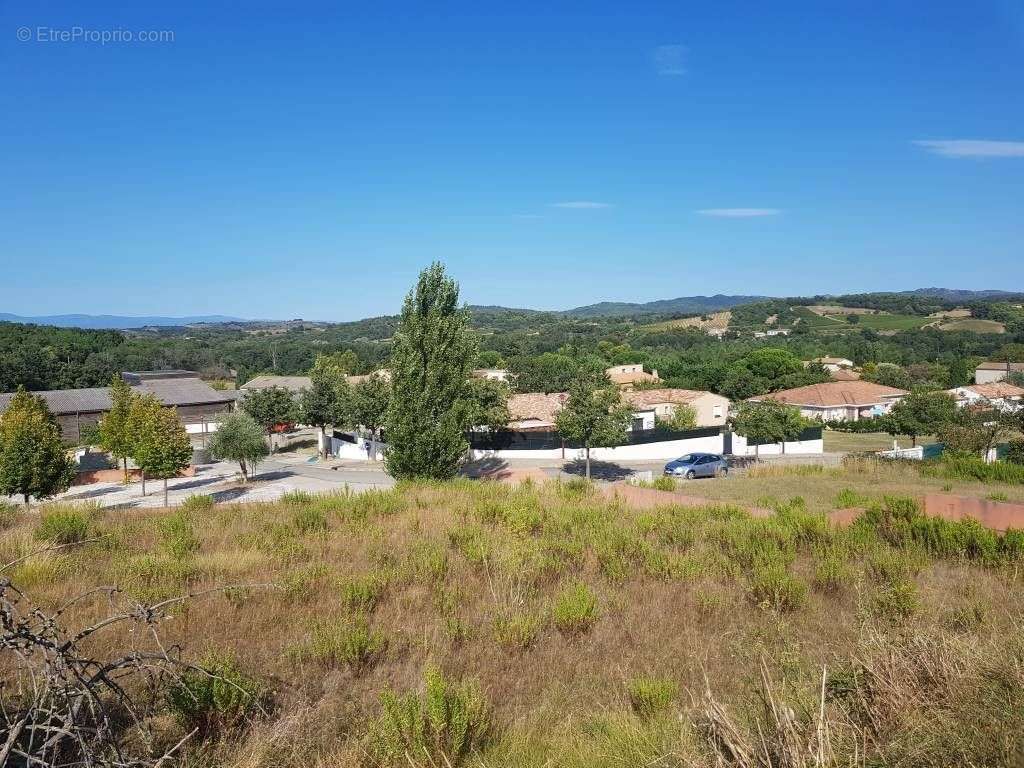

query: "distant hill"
xmin=563 ymin=294 xmax=768 ymax=318
xmin=895 ymin=288 xmax=1024 ymax=302
xmin=0 ymin=313 xmax=244 ymax=330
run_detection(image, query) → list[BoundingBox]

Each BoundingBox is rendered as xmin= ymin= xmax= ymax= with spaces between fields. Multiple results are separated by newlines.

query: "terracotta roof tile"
xmin=750 ymin=381 xmax=907 ymax=408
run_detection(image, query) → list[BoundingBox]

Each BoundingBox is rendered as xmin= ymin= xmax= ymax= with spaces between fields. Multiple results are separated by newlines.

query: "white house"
xmin=807 ymin=357 xmax=854 ymax=373
xmin=622 ymin=388 xmax=730 ymax=429
xmin=749 ymin=381 xmax=907 ymax=422
xmin=975 ymin=361 xmax=1024 ymax=384
xmin=947 ymin=382 xmax=1024 ymax=412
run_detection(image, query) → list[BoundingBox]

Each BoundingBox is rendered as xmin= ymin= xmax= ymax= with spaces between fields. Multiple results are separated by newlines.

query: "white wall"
xmin=470 ymin=433 xmax=726 ymax=462
xmin=328 ymin=433 xmax=387 ymax=461
xmin=730 ymin=434 xmax=824 ymax=456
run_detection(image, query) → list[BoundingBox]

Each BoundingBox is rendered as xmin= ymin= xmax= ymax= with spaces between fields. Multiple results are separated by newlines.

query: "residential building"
xmin=622 ymin=388 xmax=730 ymax=428
xmin=829 ymin=368 xmax=861 ymax=382
xmin=807 ymin=357 xmax=855 ymax=373
xmin=0 ymin=371 xmax=235 ymax=444
xmin=471 ymin=368 xmax=511 ymax=382
xmin=754 ymin=328 xmax=790 ymax=338
xmin=975 ymin=361 xmax=1024 ymax=384
xmin=947 ymin=382 xmax=1024 ymax=412
xmin=239 ymin=375 xmax=312 ymax=394
xmin=749 ymin=381 xmax=907 ymax=421
xmin=605 ymin=364 xmax=661 ymax=389
xmin=507 ymin=392 xmax=568 ymax=431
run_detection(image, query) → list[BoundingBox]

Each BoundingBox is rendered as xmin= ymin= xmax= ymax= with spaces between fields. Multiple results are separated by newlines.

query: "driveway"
xmin=13 ymin=456 xmax=394 ymax=509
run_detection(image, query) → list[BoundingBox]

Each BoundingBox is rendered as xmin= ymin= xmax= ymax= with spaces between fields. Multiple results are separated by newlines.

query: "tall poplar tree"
xmin=384 ymin=263 xmax=477 ymax=480
xmin=0 ymin=388 xmax=76 ymax=506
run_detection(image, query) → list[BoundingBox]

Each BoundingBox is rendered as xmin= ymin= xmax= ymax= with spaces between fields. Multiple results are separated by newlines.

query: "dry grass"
xmin=2 ymin=480 xmax=1022 ymax=767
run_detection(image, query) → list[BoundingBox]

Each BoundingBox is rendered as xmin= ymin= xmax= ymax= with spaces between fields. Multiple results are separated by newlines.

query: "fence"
xmin=466 ymin=425 xmax=723 ymax=452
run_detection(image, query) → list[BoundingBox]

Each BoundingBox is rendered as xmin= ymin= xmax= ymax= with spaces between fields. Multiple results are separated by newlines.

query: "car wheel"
xmin=685 ymin=470 xmax=695 ymax=480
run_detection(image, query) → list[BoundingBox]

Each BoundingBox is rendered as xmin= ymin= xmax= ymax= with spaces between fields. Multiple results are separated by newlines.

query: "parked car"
xmin=663 ymin=452 xmax=728 ymax=479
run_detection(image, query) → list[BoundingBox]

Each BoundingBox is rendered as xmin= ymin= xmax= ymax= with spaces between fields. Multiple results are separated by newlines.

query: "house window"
xmin=632 ymin=417 xmax=646 ymax=432
xmin=712 ymin=405 xmax=723 ymax=419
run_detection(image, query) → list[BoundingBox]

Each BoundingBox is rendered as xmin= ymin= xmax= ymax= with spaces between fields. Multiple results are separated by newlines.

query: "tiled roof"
xmin=956 ymin=383 xmax=1024 ymax=400
xmin=508 ymin=392 xmax=568 ymax=425
xmin=240 ymin=375 xmax=312 ymax=393
xmin=0 ymin=377 xmax=233 ymax=415
xmin=976 ymin=361 xmax=1024 ymax=371
xmin=829 ymin=368 xmax=861 ymax=381
xmin=622 ymin=388 xmax=721 ymax=408
xmin=751 ymin=381 xmax=907 ymax=408
xmin=607 ymin=370 xmax=661 ymax=386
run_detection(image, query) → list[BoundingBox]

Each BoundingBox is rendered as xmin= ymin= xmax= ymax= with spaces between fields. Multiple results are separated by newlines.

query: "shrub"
xmin=651 ymin=475 xmax=676 ymax=492
xmin=813 ymin=549 xmax=853 ymax=593
xmin=280 ymin=563 xmax=330 ymax=599
xmin=288 ymin=616 xmax=387 ymax=671
xmin=870 ymin=579 xmax=920 ymax=623
xmin=157 ymin=509 xmax=200 ymax=560
xmin=405 ymin=541 xmax=449 ymax=583
xmin=834 ymin=488 xmax=870 ymax=508
xmin=181 ymin=493 xmax=214 ymax=513
xmin=35 ymin=507 xmax=91 ymax=544
xmin=340 ymin=571 xmax=390 ymax=612
xmin=1006 ymin=439 xmax=1024 ymax=466
xmin=292 ymin=506 xmax=328 ymax=535
xmin=372 ymin=665 xmax=490 ymax=766
xmin=748 ymin=563 xmax=807 ymax=612
xmin=493 ymin=611 xmax=543 ymax=650
xmin=281 ymin=489 xmax=314 ymax=506
xmin=626 ymin=676 xmax=678 ymax=719
xmin=167 ymin=652 xmax=264 ymax=737
xmin=552 ymin=581 xmax=599 ymax=634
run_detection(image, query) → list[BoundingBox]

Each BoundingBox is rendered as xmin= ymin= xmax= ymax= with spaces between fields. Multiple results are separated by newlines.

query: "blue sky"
xmin=1 ymin=1 xmax=1022 ymax=320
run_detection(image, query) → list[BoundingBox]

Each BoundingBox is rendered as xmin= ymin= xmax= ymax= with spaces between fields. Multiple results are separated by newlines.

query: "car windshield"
xmin=675 ymin=454 xmax=699 ymax=464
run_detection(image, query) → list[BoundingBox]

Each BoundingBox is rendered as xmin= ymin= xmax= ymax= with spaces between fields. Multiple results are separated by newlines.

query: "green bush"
xmin=281 ymin=489 xmax=314 ymax=506
xmin=340 ymin=571 xmax=390 ymax=612
xmin=870 ymin=580 xmax=920 ymax=623
xmin=288 ymin=616 xmax=387 ymax=670
xmin=181 ymin=494 xmax=215 ymax=513
xmin=552 ymin=581 xmax=599 ymax=634
xmin=493 ymin=611 xmax=543 ymax=650
xmin=813 ymin=549 xmax=853 ymax=593
xmin=626 ymin=676 xmax=677 ymax=719
xmin=651 ymin=476 xmax=676 ymax=492
xmin=35 ymin=506 xmax=91 ymax=544
xmin=926 ymin=453 xmax=1024 ymax=485
xmin=292 ymin=506 xmax=328 ymax=535
xmin=1006 ymin=439 xmax=1024 ymax=466
xmin=167 ymin=652 xmax=264 ymax=736
xmin=372 ymin=665 xmax=490 ymax=766
xmin=157 ymin=509 xmax=200 ymax=560
xmin=749 ymin=563 xmax=807 ymax=612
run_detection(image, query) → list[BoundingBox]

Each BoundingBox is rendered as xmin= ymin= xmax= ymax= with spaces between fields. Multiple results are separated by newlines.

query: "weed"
xmin=749 ymin=563 xmax=807 ymax=612
xmin=626 ymin=676 xmax=678 ymax=719
xmin=0 ymin=500 xmax=17 ymax=530
xmin=494 ymin=610 xmax=544 ymax=650
xmin=291 ymin=506 xmax=328 ymax=535
xmin=281 ymin=489 xmax=314 ymax=506
xmin=35 ymin=506 xmax=91 ymax=544
xmin=157 ymin=509 xmax=200 ymax=560
xmin=167 ymin=652 xmax=265 ymax=736
xmin=870 ymin=579 xmax=920 ymax=623
xmin=181 ymin=494 xmax=215 ymax=513
xmin=985 ymin=491 xmax=1009 ymax=502
xmin=651 ymin=476 xmax=676 ymax=492
xmin=287 ymin=616 xmax=387 ymax=671
xmin=372 ymin=665 xmax=490 ymax=766
xmin=339 ymin=570 xmax=390 ymax=612
xmin=552 ymin=581 xmax=599 ymax=634
xmin=813 ymin=549 xmax=854 ymax=593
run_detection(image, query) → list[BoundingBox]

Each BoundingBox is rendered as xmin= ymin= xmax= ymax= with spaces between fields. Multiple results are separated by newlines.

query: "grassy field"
xmin=937 ymin=318 xmax=1006 ymax=334
xmin=823 ymin=429 xmax=934 ymax=453
xmin=2 ymin=478 xmax=1023 ymax=767
xmin=790 ymin=307 xmax=929 ymax=333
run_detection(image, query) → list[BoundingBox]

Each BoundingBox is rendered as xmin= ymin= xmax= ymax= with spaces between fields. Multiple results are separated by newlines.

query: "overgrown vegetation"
xmin=2 ymin=480 xmax=1023 ymax=767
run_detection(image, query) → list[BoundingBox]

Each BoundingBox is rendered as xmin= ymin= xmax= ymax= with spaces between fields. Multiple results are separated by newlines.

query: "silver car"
xmin=663 ymin=453 xmax=729 ymax=479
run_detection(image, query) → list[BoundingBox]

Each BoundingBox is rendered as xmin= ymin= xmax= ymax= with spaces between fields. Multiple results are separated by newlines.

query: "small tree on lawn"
xmin=555 ymin=378 xmax=632 ymax=480
xmin=886 ymin=391 xmax=957 ymax=447
xmin=300 ymin=365 xmax=350 ymax=459
xmin=937 ymin=404 xmax=1014 ymax=459
xmin=98 ymin=373 xmax=136 ymax=483
xmin=209 ymin=411 xmax=269 ymax=482
xmin=0 ymin=388 xmax=76 ymax=506
xmin=385 ymin=263 xmax=477 ymax=480
xmin=731 ymin=400 xmax=808 ymax=458
xmin=133 ymin=406 xmax=192 ymax=506
xmin=350 ymin=373 xmax=391 ymax=459
xmin=242 ymin=385 xmax=298 ymax=453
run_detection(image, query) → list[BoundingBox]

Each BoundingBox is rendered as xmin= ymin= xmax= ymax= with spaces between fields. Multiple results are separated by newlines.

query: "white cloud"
xmin=549 ymin=201 xmax=613 ymax=209
xmin=653 ymin=44 xmax=687 ymax=76
xmin=913 ymin=140 xmax=1024 ymax=158
xmin=696 ymin=208 xmax=781 ymax=218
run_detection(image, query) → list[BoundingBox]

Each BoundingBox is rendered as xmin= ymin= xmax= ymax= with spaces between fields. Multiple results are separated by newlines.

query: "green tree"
xmin=313 ymin=350 xmax=360 ymax=377
xmin=886 ymin=391 xmax=956 ymax=446
xmin=0 ymin=388 xmax=76 ymax=506
xmin=385 ymin=263 xmax=477 ymax=480
xmin=657 ymin=404 xmax=697 ymax=432
xmin=350 ymin=374 xmax=391 ymax=460
xmin=465 ymin=377 xmax=511 ymax=432
xmin=125 ymin=394 xmax=164 ymax=497
xmin=730 ymin=400 xmax=808 ymax=457
xmin=300 ymin=366 xmax=350 ymax=459
xmin=98 ymin=373 xmax=136 ymax=483
xmin=937 ymin=406 xmax=1014 ymax=459
xmin=209 ymin=411 xmax=269 ymax=482
xmin=555 ymin=379 xmax=632 ymax=479
xmin=242 ymin=386 xmax=297 ymax=453
xmin=132 ymin=405 xmax=192 ymax=506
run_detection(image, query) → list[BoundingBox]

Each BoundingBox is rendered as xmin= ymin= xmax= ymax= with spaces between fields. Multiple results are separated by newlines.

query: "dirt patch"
xmin=604 ymin=482 xmax=774 ymax=517
xmin=923 ymin=493 xmax=1024 ymax=532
